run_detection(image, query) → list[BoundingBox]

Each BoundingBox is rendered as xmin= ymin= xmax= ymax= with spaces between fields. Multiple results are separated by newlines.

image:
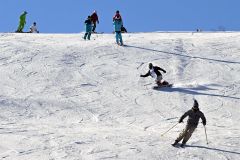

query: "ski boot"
xmin=172 ymin=140 xmax=179 ymax=147
xmin=180 ymin=141 xmax=186 ymax=148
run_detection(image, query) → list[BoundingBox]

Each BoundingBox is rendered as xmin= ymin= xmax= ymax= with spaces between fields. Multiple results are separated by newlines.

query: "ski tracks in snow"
xmin=1 ymin=33 xmax=240 ymax=160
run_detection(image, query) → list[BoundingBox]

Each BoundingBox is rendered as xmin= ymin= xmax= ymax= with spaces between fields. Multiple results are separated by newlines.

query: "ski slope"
xmin=0 ymin=32 xmax=240 ymax=160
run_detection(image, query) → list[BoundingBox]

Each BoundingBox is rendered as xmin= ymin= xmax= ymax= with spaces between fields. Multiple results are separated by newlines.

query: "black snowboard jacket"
xmin=179 ymin=109 xmax=206 ymax=127
xmin=141 ymin=66 xmax=166 ymax=77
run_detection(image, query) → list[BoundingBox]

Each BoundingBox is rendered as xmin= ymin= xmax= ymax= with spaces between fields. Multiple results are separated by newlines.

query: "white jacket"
xmin=30 ymin=25 xmax=39 ymax=33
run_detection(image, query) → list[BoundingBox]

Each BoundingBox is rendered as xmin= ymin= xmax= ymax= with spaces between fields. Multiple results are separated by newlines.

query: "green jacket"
xmin=20 ymin=13 xmax=27 ymax=23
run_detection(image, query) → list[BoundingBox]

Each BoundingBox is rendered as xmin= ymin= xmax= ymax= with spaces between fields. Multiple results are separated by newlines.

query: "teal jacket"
xmin=85 ymin=19 xmax=92 ymax=32
xmin=113 ymin=19 xmax=123 ymax=32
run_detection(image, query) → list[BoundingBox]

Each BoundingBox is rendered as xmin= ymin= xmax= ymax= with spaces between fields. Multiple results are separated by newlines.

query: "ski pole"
xmin=204 ymin=125 xmax=209 ymax=144
xmin=161 ymin=123 xmax=178 ymax=137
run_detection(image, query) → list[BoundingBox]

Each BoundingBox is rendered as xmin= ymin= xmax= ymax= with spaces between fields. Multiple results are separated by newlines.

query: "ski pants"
xmin=92 ymin=22 xmax=97 ymax=32
xmin=115 ymin=31 xmax=123 ymax=45
xmin=17 ymin=21 xmax=25 ymax=32
xmin=176 ymin=124 xmax=196 ymax=144
xmin=155 ymin=75 xmax=163 ymax=85
xmin=84 ymin=32 xmax=91 ymax=40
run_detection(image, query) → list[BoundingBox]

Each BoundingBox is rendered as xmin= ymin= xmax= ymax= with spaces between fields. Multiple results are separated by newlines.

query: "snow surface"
xmin=0 ymin=32 xmax=240 ymax=160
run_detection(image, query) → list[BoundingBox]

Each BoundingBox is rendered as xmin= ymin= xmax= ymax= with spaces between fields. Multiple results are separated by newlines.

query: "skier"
xmin=140 ymin=63 xmax=168 ymax=86
xmin=83 ymin=16 xmax=92 ymax=40
xmin=90 ymin=10 xmax=99 ymax=33
xmin=172 ymin=99 xmax=206 ymax=147
xmin=29 ymin=22 xmax=39 ymax=33
xmin=16 ymin=11 xmax=27 ymax=33
xmin=113 ymin=13 xmax=123 ymax=46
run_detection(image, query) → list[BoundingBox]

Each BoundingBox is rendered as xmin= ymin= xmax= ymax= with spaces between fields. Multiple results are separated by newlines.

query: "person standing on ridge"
xmin=113 ymin=12 xmax=123 ymax=46
xmin=113 ymin=11 xmax=127 ymax=33
xmin=90 ymin=10 xmax=99 ymax=33
xmin=83 ymin=16 xmax=92 ymax=40
xmin=16 ymin=11 xmax=27 ymax=33
xmin=113 ymin=10 xmax=124 ymax=45
xmin=172 ymin=99 xmax=206 ymax=147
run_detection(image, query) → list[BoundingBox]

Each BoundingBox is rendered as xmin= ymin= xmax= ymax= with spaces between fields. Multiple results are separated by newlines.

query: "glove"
xmin=140 ymin=75 xmax=144 ymax=77
xmin=203 ymin=121 xmax=206 ymax=126
xmin=178 ymin=119 xmax=183 ymax=123
xmin=163 ymin=71 xmax=166 ymax=73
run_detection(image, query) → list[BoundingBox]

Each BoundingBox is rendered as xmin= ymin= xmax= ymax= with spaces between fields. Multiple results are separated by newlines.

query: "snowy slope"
xmin=0 ymin=32 xmax=240 ymax=160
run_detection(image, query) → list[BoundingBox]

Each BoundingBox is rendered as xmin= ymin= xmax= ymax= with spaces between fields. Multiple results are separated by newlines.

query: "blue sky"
xmin=0 ymin=0 xmax=239 ymax=33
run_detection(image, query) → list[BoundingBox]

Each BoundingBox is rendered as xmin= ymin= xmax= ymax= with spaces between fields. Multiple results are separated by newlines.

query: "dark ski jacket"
xmin=141 ymin=66 xmax=166 ymax=77
xmin=91 ymin=13 xmax=99 ymax=23
xmin=179 ymin=109 xmax=206 ymax=127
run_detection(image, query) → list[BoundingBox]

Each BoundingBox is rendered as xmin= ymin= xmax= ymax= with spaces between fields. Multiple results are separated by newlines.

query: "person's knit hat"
xmin=192 ymin=99 xmax=199 ymax=109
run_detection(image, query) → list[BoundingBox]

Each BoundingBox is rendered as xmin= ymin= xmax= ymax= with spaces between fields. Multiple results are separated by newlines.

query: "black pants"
xmin=84 ymin=32 xmax=91 ymax=40
xmin=92 ymin=22 xmax=97 ymax=32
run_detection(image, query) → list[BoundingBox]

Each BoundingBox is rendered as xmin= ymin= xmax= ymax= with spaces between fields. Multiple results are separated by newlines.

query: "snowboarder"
xmin=113 ymin=12 xmax=123 ymax=46
xmin=83 ymin=16 xmax=92 ymax=40
xmin=90 ymin=10 xmax=99 ymax=33
xmin=16 ymin=11 xmax=27 ymax=33
xmin=140 ymin=63 xmax=168 ymax=86
xmin=29 ymin=22 xmax=39 ymax=33
xmin=172 ymin=99 xmax=206 ymax=147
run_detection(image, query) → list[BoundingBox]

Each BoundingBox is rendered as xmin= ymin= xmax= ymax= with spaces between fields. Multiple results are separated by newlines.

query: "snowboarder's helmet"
xmin=192 ymin=99 xmax=199 ymax=110
xmin=148 ymin=63 xmax=153 ymax=69
xmin=116 ymin=10 xmax=120 ymax=14
xmin=33 ymin=22 xmax=36 ymax=25
xmin=24 ymin=11 xmax=27 ymax=14
xmin=88 ymin=16 xmax=91 ymax=19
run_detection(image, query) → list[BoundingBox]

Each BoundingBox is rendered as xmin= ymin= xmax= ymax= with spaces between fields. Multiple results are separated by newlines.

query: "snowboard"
xmin=153 ymin=83 xmax=173 ymax=89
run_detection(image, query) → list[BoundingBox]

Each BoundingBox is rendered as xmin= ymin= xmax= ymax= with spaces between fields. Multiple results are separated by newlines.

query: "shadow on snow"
xmin=154 ymin=85 xmax=240 ymax=100
xmin=125 ymin=45 xmax=240 ymax=64
xmin=186 ymin=145 xmax=240 ymax=155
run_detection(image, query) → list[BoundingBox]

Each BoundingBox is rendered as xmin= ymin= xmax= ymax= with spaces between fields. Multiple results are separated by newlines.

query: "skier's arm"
xmin=179 ymin=111 xmax=190 ymax=123
xmin=140 ymin=71 xmax=150 ymax=77
xmin=97 ymin=15 xmax=99 ymax=23
xmin=156 ymin=66 xmax=166 ymax=73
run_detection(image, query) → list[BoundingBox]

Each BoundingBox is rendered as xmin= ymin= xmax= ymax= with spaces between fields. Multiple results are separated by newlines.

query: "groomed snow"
xmin=0 ymin=32 xmax=240 ymax=160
